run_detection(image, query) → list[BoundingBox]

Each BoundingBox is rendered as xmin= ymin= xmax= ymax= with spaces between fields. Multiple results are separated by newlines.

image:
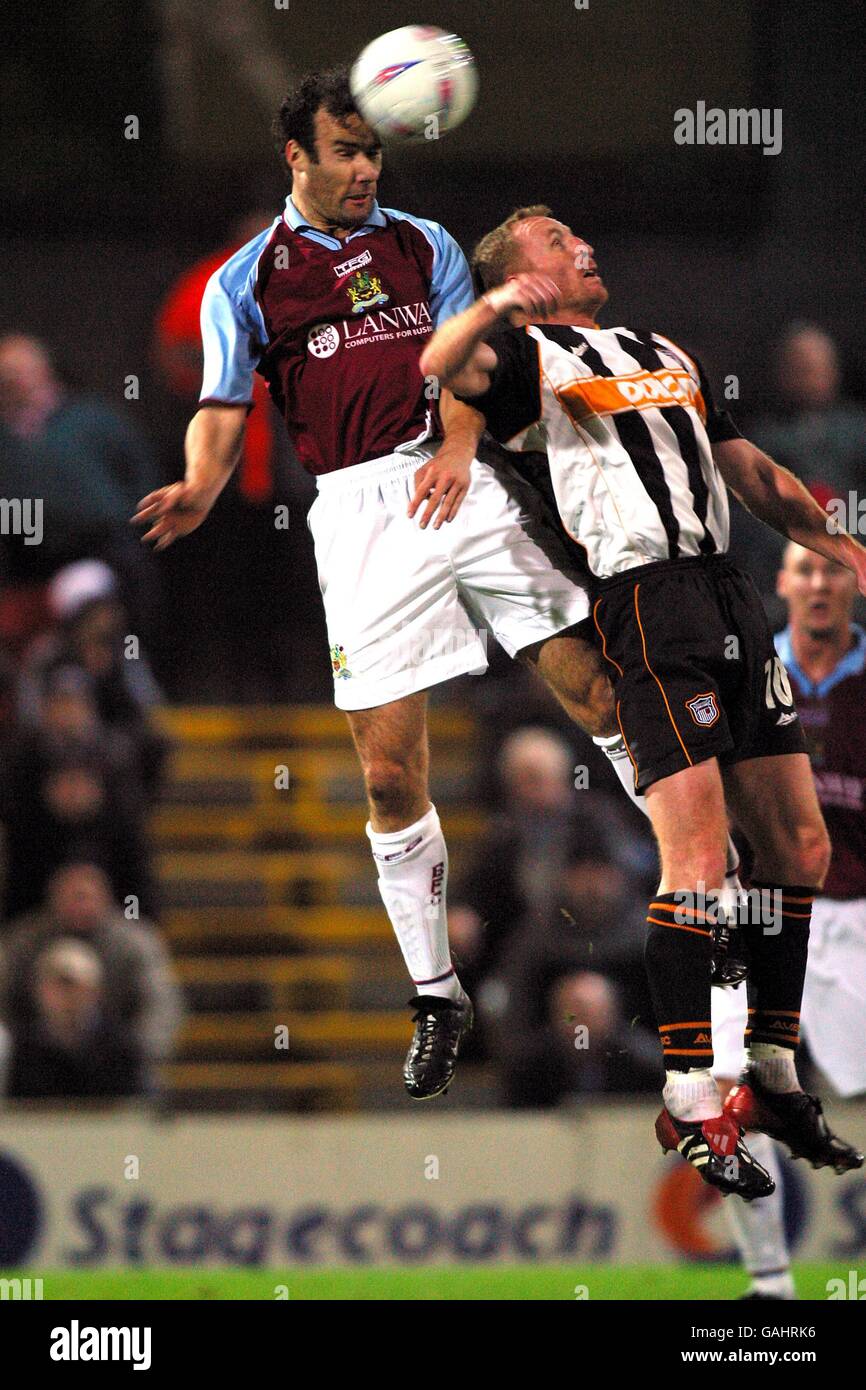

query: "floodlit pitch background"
xmin=1 ymin=0 xmax=864 ymax=1299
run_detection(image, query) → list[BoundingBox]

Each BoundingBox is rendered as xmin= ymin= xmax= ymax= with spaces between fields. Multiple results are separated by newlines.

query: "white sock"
xmin=747 ymin=1043 xmax=801 ymax=1093
xmin=725 ymin=1131 xmax=796 ymax=1297
xmin=594 ymin=732 xmax=639 ymax=801
xmin=594 ymin=734 xmax=741 ymax=897
xmin=366 ymin=804 xmax=462 ymax=1001
xmin=663 ymin=1068 xmax=722 ymax=1122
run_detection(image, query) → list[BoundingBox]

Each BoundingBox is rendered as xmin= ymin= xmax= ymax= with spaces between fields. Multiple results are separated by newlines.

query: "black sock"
xmin=646 ymin=891 xmax=714 ymax=1070
xmin=742 ymin=882 xmax=813 ymax=1051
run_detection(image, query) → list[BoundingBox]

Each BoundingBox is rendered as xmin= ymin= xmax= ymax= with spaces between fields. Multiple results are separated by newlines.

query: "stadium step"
xmin=150 ymin=703 xmax=486 ymax=1111
xmin=149 ymin=802 xmax=483 ymax=851
xmin=152 ymin=704 xmax=478 ymax=748
xmin=157 ymin=1060 xmax=360 ymax=1112
xmin=163 ymin=905 xmax=392 ymax=952
xmin=172 ymin=955 xmax=354 ymax=1010
xmin=176 ymin=1010 xmax=410 ymax=1060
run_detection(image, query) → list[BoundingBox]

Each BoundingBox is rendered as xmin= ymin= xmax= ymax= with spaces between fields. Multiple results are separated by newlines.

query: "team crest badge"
xmin=685 ymin=692 xmax=720 ymax=727
xmin=330 ymin=643 xmax=352 ymax=679
xmin=347 ymin=269 xmax=389 ymax=314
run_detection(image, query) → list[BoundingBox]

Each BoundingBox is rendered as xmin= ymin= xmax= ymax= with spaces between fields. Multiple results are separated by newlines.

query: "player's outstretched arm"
xmin=713 ymin=436 xmax=866 ymax=595
xmin=407 ymin=391 xmax=485 ymax=530
xmin=131 ymin=404 xmax=247 ymax=550
xmin=419 ymin=273 xmax=561 ymax=395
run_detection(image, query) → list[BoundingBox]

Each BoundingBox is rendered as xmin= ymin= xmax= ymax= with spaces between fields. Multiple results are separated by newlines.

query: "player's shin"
xmin=366 ymin=803 xmax=463 ymax=1002
xmin=645 ymin=894 xmax=718 ymax=1119
xmin=741 ymin=884 xmax=813 ymax=1092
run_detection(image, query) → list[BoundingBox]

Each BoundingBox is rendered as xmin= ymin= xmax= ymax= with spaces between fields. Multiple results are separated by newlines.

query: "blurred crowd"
xmin=448 ymin=726 xmax=664 ymax=1106
xmin=0 ymin=310 xmax=863 ymax=1110
xmin=0 ymin=530 xmax=181 ymax=1101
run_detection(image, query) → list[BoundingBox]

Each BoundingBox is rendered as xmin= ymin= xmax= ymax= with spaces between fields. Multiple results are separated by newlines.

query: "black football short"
xmin=592 ymin=553 xmax=807 ymax=792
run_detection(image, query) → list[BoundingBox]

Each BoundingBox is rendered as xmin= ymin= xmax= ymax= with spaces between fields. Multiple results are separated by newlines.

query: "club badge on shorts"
xmin=685 ymin=691 xmax=720 ymax=726
xmin=330 ymin=643 xmax=352 ymax=679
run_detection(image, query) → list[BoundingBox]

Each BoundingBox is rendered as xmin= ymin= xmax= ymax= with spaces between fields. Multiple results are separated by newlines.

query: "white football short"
xmin=711 ymin=896 xmax=866 ymax=1096
xmin=307 ymin=444 xmax=591 ymax=711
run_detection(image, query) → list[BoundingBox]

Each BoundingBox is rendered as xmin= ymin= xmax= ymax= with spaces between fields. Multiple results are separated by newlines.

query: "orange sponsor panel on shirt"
xmin=556 ymin=367 xmax=707 ymax=425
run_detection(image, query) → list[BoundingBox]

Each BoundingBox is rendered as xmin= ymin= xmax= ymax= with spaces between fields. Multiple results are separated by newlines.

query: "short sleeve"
xmin=199 ymin=234 xmax=272 ymax=407
xmin=454 ymin=325 xmax=542 ymax=446
xmin=691 ymin=353 xmax=742 ymax=443
xmin=427 ymin=225 xmax=474 ymax=326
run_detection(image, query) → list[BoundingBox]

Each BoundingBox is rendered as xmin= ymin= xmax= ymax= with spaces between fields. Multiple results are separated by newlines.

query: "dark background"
xmin=2 ymin=0 xmax=864 ymax=698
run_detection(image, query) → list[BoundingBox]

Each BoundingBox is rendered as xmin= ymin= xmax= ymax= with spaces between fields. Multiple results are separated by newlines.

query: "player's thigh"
xmin=644 ymin=757 xmax=729 ymax=889
xmin=345 ymin=691 xmax=430 ymax=784
xmin=522 ymin=622 xmax=616 ymax=737
xmin=722 ymin=752 xmax=830 ymax=883
xmin=592 ymin=564 xmax=735 ymax=794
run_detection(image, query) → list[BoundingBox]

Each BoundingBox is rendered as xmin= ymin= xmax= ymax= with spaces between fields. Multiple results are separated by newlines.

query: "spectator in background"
xmin=18 ymin=559 xmax=168 ymax=799
xmin=0 ymin=334 xmax=160 ymax=637
xmin=449 ymin=726 xmax=653 ymax=1013
xmin=2 ymin=938 xmax=142 ymax=1100
xmin=730 ymin=323 xmax=866 ymax=598
xmin=483 ymin=819 xmax=661 ymax=1106
xmin=752 ymin=324 xmax=866 ymax=496
xmin=0 ymin=863 xmax=182 ymax=1099
xmin=2 ymin=684 xmax=155 ymax=920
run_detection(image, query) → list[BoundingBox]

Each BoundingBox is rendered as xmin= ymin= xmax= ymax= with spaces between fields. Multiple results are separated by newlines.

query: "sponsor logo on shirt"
xmin=333 ymin=248 xmax=372 ymax=278
xmin=307 ymin=323 xmax=341 ymax=359
xmin=559 ymin=367 xmax=706 ymax=424
xmin=306 ymin=303 xmax=433 ymax=357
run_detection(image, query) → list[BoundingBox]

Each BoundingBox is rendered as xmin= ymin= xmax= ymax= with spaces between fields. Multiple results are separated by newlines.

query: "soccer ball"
xmin=350 ymin=26 xmax=478 ymax=143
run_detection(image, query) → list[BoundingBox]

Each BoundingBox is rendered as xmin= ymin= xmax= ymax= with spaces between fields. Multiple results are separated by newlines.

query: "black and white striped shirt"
xmin=460 ymin=323 xmax=741 ymax=579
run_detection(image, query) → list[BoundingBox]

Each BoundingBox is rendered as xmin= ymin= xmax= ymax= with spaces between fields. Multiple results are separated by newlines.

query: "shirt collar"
xmin=283 ymin=195 xmax=387 ymax=240
xmin=776 ymin=622 xmax=866 ymax=697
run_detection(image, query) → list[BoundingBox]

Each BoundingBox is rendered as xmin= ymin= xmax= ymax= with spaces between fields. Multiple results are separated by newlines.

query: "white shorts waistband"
xmin=315 ymin=445 xmax=441 ymax=494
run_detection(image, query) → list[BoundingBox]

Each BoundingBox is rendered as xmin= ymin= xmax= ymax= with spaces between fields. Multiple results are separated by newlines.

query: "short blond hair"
xmin=471 ymin=205 xmax=553 ymax=291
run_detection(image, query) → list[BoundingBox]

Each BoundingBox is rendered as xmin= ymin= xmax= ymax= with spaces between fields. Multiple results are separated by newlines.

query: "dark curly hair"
xmin=272 ymin=67 xmax=361 ymax=171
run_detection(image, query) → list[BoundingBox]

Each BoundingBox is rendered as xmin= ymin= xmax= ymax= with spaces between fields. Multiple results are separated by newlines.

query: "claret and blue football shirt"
xmin=199 ymin=196 xmax=473 ymax=475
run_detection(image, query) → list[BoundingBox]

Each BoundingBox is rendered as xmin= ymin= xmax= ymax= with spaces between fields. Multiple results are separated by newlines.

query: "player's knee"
xmin=557 ymin=667 xmax=616 ymax=737
xmin=364 ymin=758 xmax=421 ymax=817
xmin=789 ymin=819 xmax=832 ymax=889
xmin=659 ymin=846 xmax=727 ymax=894
xmin=581 ymin=672 xmax=617 ymax=737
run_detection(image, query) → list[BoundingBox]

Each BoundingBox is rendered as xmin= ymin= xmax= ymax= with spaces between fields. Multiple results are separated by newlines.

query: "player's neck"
xmin=290 ymin=190 xmax=355 ymax=240
xmin=523 ymin=311 xmax=600 ymax=330
xmin=790 ymin=623 xmax=853 ymax=682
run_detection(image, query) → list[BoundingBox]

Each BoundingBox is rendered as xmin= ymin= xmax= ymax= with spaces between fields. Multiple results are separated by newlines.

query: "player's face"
xmin=511 ymin=217 xmax=608 ymax=316
xmin=777 ymin=544 xmax=857 ymax=639
xmin=288 ymin=110 xmax=383 ymax=232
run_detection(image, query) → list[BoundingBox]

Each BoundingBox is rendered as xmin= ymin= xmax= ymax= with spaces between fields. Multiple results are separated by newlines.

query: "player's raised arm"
xmin=712 ymin=436 xmax=866 ymax=597
xmin=133 ymin=244 xmax=266 ymax=549
xmin=132 ymin=405 xmax=248 ymax=550
xmin=419 ymin=272 xmax=561 ymax=395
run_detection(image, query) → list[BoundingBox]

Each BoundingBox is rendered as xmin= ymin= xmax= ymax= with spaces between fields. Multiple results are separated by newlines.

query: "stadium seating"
xmin=148 ymin=706 xmax=487 ymax=1110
